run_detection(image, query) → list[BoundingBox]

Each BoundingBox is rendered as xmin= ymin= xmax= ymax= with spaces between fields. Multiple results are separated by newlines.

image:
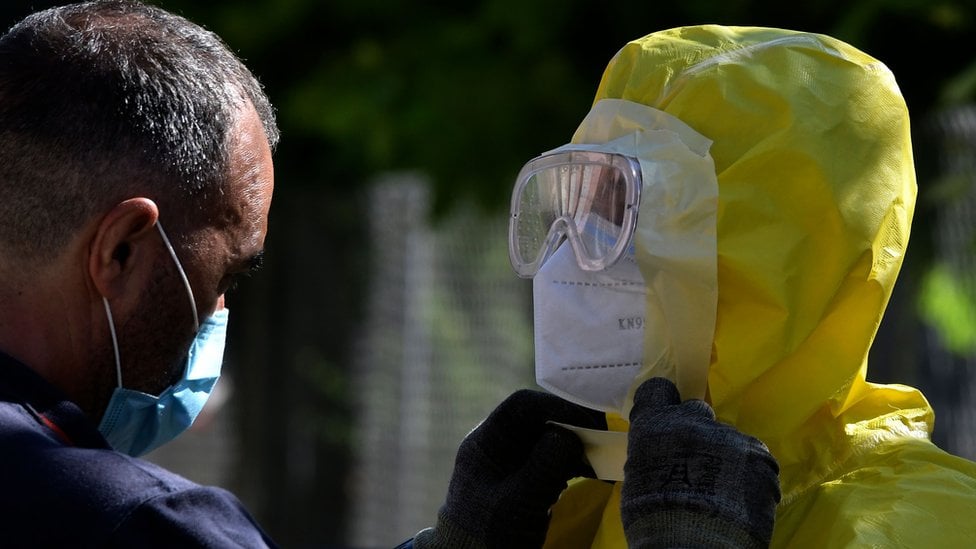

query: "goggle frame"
xmin=508 ymin=149 xmax=642 ymax=278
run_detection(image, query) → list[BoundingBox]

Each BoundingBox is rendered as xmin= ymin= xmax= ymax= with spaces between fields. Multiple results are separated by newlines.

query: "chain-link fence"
xmin=346 ymin=176 xmax=536 ymax=547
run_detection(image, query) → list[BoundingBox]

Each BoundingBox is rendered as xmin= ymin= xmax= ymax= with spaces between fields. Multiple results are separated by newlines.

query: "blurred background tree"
xmin=2 ymin=1 xmax=975 ymax=547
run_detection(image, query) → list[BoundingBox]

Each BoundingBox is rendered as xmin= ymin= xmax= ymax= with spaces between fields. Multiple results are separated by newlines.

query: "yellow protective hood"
xmin=601 ymin=24 xmax=918 ymax=496
xmin=545 ymin=25 xmax=976 ymax=548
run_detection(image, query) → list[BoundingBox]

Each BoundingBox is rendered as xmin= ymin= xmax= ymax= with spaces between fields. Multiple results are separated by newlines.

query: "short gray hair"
xmin=0 ymin=0 xmax=279 ymax=261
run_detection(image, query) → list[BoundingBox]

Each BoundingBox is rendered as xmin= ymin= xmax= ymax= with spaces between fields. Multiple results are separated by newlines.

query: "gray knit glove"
xmin=622 ymin=378 xmax=780 ymax=548
xmin=413 ymin=389 xmax=606 ymax=549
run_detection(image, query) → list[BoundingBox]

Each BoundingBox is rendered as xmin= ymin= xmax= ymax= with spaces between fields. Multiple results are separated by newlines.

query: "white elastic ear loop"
xmin=155 ymin=222 xmax=199 ymax=333
xmin=102 ymin=222 xmax=200 ymax=389
xmin=102 ymin=297 xmax=123 ymax=388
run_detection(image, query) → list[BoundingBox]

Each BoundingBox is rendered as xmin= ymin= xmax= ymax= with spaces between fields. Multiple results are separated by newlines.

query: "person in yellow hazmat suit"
xmin=400 ymin=24 xmax=976 ymax=549
xmin=530 ymin=24 xmax=976 ymax=548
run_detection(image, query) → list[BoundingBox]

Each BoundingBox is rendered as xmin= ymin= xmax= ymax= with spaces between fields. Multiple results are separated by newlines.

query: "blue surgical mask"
xmin=97 ymin=222 xmax=227 ymax=457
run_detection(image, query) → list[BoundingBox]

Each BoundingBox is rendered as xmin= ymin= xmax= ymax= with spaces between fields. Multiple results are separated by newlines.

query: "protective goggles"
xmin=508 ymin=149 xmax=641 ymax=278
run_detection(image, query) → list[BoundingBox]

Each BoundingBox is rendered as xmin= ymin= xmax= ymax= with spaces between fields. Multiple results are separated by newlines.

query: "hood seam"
xmin=656 ymin=34 xmax=844 ymax=108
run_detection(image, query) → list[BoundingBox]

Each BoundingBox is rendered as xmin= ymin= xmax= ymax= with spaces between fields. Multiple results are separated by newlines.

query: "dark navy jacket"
xmin=0 ymin=351 xmax=277 ymax=548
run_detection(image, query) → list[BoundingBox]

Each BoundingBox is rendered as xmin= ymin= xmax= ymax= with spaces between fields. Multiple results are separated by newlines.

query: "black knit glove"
xmin=622 ymin=378 xmax=781 ymax=548
xmin=413 ymin=389 xmax=607 ymax=549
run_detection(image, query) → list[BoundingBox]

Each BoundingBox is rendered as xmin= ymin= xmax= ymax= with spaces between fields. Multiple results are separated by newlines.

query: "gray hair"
xmin=0 ymin=0 xmax=279 ymax=261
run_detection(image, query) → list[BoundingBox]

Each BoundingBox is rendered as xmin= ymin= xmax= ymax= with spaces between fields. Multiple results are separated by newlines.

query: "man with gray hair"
xmin=0 ymin=1 xmax=278 ymax=545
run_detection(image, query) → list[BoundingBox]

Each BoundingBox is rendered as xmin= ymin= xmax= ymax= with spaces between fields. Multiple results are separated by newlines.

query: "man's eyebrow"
xmin=244 ymin=250 xmax=265 ymax=273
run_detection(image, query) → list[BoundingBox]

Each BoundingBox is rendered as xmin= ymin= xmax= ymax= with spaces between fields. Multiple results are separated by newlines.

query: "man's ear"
xmin=89 ymin=198 xmax=160 ymax=300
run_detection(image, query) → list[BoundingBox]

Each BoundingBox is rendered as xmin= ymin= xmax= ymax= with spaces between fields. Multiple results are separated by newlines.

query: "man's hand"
xmin=622 ymin=378 xmax=781 ymax=548
xmin=414 ymin=389 xmax=606 ymax=549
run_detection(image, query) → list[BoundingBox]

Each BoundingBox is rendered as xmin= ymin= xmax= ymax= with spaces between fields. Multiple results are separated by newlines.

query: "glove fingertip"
xmin=632 ymin=377 xmax=681 ymax=416
xmin=528 ymin=426 xmax=589 ymax=479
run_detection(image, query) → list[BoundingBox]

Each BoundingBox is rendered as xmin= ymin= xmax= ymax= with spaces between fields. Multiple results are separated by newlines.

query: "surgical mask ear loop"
xmin=102 ymin=297 xmax=123 ymax=388
xmin=101 ymin=221 xmax=200 ymax=390
xmin=155 ymin=222 xmax=199 ymax=333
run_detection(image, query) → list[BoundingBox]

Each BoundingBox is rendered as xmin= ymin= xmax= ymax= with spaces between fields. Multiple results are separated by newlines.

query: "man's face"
xmin=182 ymin=103 xmax=275 ymax=322
xmin=114 ymin=103 xmax=274 ymax=396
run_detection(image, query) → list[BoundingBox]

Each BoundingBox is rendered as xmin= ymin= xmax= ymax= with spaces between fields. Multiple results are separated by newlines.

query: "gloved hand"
xmin=413 ymin=389 xmax=607 ymax=549
xmin=622 ymin=378 xmax=781 ymax=548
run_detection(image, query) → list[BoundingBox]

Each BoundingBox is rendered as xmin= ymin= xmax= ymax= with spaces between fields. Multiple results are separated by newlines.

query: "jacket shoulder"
xmin=0 ymin=400 xmax=273 ymax=547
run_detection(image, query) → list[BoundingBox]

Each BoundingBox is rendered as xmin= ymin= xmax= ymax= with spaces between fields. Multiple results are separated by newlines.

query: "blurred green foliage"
xmin=920 ymin=263 xmax=976 ymax=353
xmin=2 ymin=0 xmax=972 ymax=213
xmin=28 ymin=0 xmax=965 ymax=215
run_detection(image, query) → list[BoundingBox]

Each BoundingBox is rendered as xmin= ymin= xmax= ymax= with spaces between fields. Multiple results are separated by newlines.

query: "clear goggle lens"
xmin=509 ymin=150 xmax=641 ymax=278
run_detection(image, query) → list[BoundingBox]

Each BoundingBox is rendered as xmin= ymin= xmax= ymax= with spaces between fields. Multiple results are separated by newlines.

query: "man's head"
xmin=0 ymin=0 xmax=277 ymax=422
xmin=0 ymin=0 xmax=278 ymax=259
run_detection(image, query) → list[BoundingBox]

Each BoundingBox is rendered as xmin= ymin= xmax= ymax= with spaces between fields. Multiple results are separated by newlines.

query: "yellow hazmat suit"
xmin=543 ymin=25 xmax=976 ymax=548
